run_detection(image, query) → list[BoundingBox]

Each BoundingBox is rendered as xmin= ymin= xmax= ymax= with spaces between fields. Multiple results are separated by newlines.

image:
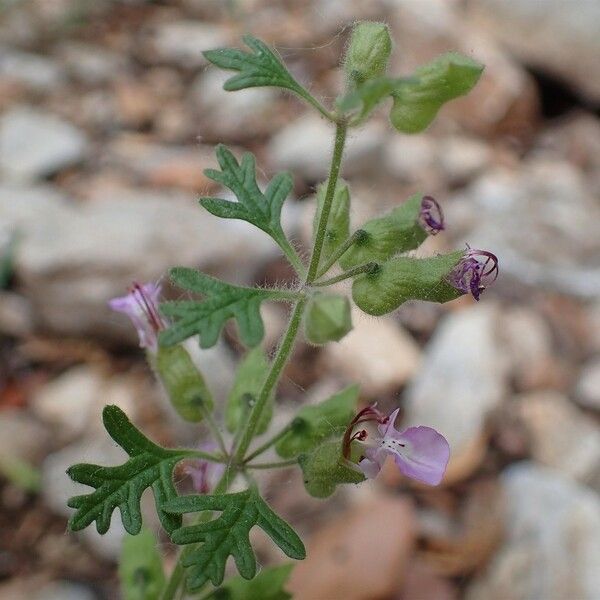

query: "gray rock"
xmin=0 ymin=107 xmax=88 ymax=181
xmin=466 ymin=463 xmax=600 ymax=600
xmin=0 ymin=48 xmax=65 ymax=91
xmin=576 ymin=358 xmax=600 ymax=411
xmin=0 ymin=291 xmax=33 ymax=337
xmin=470 ymin=0 xmax=600 ymax=102
xmin=150 ymin=21 xmax=230 ymax=69
xmin=268 ymin=114 xmax=386 ymax=180
xmin=0 ymin=183 xmax=276 ymax=340
xmin=404 ymin=304 xmax=509 ymax=459
xmin=514 ymin=391 xmax=600 ymax=483
xmin=455 ymin=160 xmax=600 ymax=298
xmin=56 ymin=41 xmax=127 ymax=85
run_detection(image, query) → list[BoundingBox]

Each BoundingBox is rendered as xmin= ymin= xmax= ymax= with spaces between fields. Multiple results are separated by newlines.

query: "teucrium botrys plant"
xmin=66 ymin=23 xmax=497 ymax=599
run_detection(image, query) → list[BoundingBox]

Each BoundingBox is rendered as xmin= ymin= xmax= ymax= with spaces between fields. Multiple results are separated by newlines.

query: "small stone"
xmin=57 ymin=41 xmax=126 ymax=85
xmin=0 ymin=48 xmax=64 ymax=92
xmin=268 ymin=114 xmax=386 ymax=180
xmin=383 ymin=134 xmax=436 ymax=182
xmin=322 ymin=307 xmax=421 ymax=396
xmin=515 ymin=391 xmax=600 ymax=483
xmin=0 ymin=292 xmax=33 ymax=337
xmin=437 ymin=136 xmax=492 ymax=183
xmin=0 ymin=410 xmax=50 ymax=464
xmin=288 ymin=493 xmax=416 ymax=600
xmin=114 ymin=79 xmax=158 ymax=128
xmin=0 ymin=107 xmax=88 ymax=181
xmin=32 ymin=581 xmax=96 ymax=600
xmin=150 ymin=21 xmax=230 ymax=69
xmin=466 ymin=463 xmax=600 ymax=600
xmin=576 ymin=358 xmax=600 ymax=411
xmin=404 ymin=304 xmax=509 ymax=480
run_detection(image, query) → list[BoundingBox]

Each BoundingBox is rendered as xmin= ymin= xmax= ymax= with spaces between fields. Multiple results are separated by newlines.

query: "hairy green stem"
xmin=276 ymin=234 xmax=307 ymax=278
xmin=314 ymin=229 xmax=368 ymax=280
xmin=198 ymin=404 xmax=228 ymax=458
xmin=243 ymin=422 xmax=295 ymax=464
xmin=313 ymin=261 xmax=379 ymax=287
xmin=295 ymin=88 xmax=339 ymax=123
xmin=233 ymin=299 xmax=306 ymax=463
xmin=246 ymin=458 xmax=298 ymax=470
xmin=305 ymin=121 xmax=348 ymax=283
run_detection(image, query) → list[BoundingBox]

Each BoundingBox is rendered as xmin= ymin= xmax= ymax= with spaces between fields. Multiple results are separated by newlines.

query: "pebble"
xmin=466 ymin=463 xmax=600 ymax=600
xmin=576 ymin=358 xmax=600 ymax=411
xmin=0 ymin=48 xmax=64 ymax=92
xmin=0 ymin=107 xmax=88 ymax=181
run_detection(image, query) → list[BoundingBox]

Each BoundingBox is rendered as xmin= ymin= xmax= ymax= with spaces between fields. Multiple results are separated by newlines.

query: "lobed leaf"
xmin=163 ymin=488 xmax=305 ymax=592
xmin=66 ymin=406 xmax=191 ymax=535
xmin=160 ymin=268 xmax=278 ymax=349
xmin=203 ymin=35 xmax=307 ymax=96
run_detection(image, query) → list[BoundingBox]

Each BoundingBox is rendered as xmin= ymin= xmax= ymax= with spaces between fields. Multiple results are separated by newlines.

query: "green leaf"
xmin=67 ymin=405 xmax=191 ymax=535
xmin=160 ymin=268 xmax=279 ymax=349
xmin=226 ymin=346 xmax=272 ymax=435
xmin=352 ymin=251 xmax=464 ymax=316
xmin=298 ymin=440 xmax=364 ymax=498
xmin=275 ymin=385 xmax=359 ymax=459
xmin=337 ymin=76 xmax=406 ymax=122
xmin=163 ymin=488 xmax=305 ymax=592
xmin=154 ymin=345 xmax=214 ymax=422
xmin=390 ymin=52 xmax=484 ymax=133
xmin=203 ymin=35 xmax=308 ymax=97
xmin=210 ymin=564 xmax=294 ymax=600
xmin=200 ymin=145 xmax=294 ymax=250
xmin=339 ymin=193 xmax=427 ymax=270
xmin=119 ymin=528 xmax=165 ymax=600
xmin=312 ymin=178 xmax=350 ymax=270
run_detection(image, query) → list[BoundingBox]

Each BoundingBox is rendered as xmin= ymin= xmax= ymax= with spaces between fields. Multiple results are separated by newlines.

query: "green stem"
xmin=243 ymin=422 xmax=295 ymax=464
xmin=246 ymin=459 xmax=298 ymax=470
xmin=233 ymin=300 xmax=306 ymax=463
xmin=181 ymin=449 xmax=224 ymax=463
xmin=313 ymin=262 xmax=379 ymax=287
xmin=305 ymin=121 xmax=348 ymax=283
xmin=276 ymin=234 xmax=307 ymax=278
xmin=198 ymin=405 xmax=228 ymax=458
xmin=295 ymin=88 xmax=339 ymax=123
xmin=314 ymin=229 xmax=368 ymax=280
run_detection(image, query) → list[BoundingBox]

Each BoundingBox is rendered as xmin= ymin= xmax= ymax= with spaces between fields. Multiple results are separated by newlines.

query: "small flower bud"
xmin=390 ymin=52 xmax=483 ymax=133
xmin=304 ymin=293 xmax=352 ymax=345
xmin=345 ymin=21 xmax=393 ymax=87
xmin=340 ymin=194 xmax=444 ymax=270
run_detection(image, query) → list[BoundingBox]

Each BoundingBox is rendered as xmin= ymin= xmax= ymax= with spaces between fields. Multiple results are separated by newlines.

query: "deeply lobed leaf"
xmin=163 ymin=488 xmax=305 ymax=591
xmin=67 ymin=406 xmax=191 ymax=535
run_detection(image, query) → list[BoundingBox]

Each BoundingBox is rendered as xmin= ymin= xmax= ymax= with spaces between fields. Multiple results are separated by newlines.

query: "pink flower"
xmin=182 ymin=444 xmax=225 ymax=494
xmin=344 ymin=406 xmax=450 ymax=486
xmin=108 ymin=282 xmax=165 ymax=353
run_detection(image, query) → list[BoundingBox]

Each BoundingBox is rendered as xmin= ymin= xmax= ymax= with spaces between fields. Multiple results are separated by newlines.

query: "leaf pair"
xmin=164 ymin=488 xmax=305 ymax=591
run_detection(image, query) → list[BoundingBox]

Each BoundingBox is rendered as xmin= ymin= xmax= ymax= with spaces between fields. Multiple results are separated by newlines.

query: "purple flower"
xmin=419 ymin=195 xmax=444 ymax=235
xmin=108 ymin=282 xmax=165 ymax=352
xmin=447 ymin=247 xmax=499 ymax=301
xmin=343 ymin=406 xmax=450 ymax=486
xmin=182 ymin=444 xmax=225 ymax=494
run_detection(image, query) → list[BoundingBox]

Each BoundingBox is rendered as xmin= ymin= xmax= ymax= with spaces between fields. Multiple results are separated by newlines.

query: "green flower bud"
xmin=390 ymin=52 xmax=484 ymax=133
xmin=345 ymin=21 xmax=393 ymax=87
xmin=154 ymin=345 xmax=214 ymax=422
xmin=340 ymin=193 xmax=443 ymax=270
xmin=352 ymin=251 xmax=464 ymax=315
xmin=298 ymin=440 xmax=364 ymax=498
xmin=313 ymin=178 xmax=350 ymax=270
xmin=304 ymin=293 xmax=352 ymax=345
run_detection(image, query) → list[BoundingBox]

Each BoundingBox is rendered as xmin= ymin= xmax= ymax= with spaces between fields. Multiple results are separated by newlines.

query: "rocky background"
xmin=1 ymin=0 xmax=599 ymax=599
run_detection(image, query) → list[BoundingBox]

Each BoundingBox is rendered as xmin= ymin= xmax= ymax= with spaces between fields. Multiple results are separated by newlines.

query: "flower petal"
xmin=392 ymin=426 xmax=450 ymax=486
xmin=357 ymin=456 xmax=381 ymax=479
xmin=378 ymin=407 xmax=401 ymax=437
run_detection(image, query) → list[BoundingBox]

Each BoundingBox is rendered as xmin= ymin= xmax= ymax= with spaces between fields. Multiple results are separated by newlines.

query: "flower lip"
xmin=446 ymin=246 xmax=499 ymax=301
xmin=419 ymin=195 xmax=445 ymax=235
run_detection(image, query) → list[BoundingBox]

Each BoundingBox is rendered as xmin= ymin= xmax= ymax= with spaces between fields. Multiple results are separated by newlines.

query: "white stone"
xmin=0 ymin=107 xmax=88 ymax=181
xmin=0 ymin=48 xmax=64 ymax=91
xmin=151 ymin=21 xmax=230 ymax=68
xmin=466 ymin=463 xmax=600 ymax=600
xmin=268 ymin=114 xmax=386 ymax=180
xmin=576 ymin=358 xmax=600 ymax=411
xmin=322 ymin=306 xmax=421 ymax=396
xmin=404 ymin=304 xmax=508 ymax=455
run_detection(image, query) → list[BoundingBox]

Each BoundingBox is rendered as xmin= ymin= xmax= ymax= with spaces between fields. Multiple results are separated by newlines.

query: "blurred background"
xmin=1 ymin=0 xmax=599 ymax=598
